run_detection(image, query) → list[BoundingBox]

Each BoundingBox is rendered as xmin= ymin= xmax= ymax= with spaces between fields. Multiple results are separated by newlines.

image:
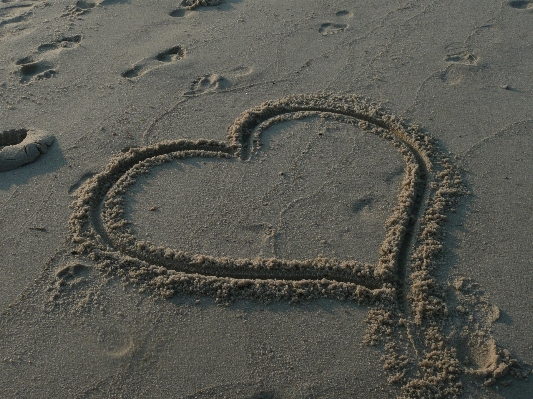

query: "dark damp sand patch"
xmin=0 ymin=129 xmax=54 ymax=171
xmin=15 ymin=35 xmax=81 ymax=84
xmin=68 ymin=93 xmax=525 ymax=396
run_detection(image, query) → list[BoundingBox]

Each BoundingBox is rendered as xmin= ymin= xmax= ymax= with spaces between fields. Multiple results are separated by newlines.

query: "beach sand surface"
xmin=1 ymin=0 xmax=532 ymax=397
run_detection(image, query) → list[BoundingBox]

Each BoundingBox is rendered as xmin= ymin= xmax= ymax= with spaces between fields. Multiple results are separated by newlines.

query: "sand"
xmin=0 ymin=128 xmax=54 ymax=171
xmin=1 ymin=0 xmax=532 ymax=398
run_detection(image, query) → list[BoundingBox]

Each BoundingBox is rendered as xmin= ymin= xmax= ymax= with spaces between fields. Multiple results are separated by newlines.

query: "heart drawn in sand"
xmin=69 ymin=93 xmax=459 ymax=306
xmin=68 ymin=93 xmax=478 ymax=395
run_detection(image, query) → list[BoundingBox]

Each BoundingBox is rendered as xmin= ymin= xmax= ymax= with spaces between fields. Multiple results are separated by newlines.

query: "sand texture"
xmin=1 ymin=1 xmax=532 ymax=398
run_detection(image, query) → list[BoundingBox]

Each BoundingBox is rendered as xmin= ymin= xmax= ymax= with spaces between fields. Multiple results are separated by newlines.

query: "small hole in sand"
xmin=0 ymin=129 xmax=28 ymax=148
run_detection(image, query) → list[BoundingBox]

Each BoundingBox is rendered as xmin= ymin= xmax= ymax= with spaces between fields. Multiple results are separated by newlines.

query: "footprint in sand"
xmin=15 ymin=34 xmax=83 ymax=84
xmin=444 ymin=51 xmax=478 ymax=65
xmin=444 ymin=52 xmax=478 ymax=65
xmin=96 ymin=327 xmax=134 ymax=358
xmin=443 ymin=43 xmax=478 ymax=66
xmin=122 ymin=46 xmax=186 ymax=79
xmin=0 ymin=0 xmax=35 ymax=35
xmin=0 ymin=129 xmax=54 ymax=172
xmin=16 ymin=58 xmax=56 ymax=84
xmin=508 ymin=0 xmax=533 ymax=9
xmin=184 ymin=66 xmax=252 ymax=95
xmin=63 ymin=0 xmax=97 ymax=16
xmin=319 ymin=22 xmax=348 ymax=35
xmin=335 ymin=10 xmax=354 ymax=18
xmin=318 ymin=10 xmax=352 ymax=36
xmin=184 ymin=74 xmax=231 ymax=95
xmin=37 ymin=34 xmax=82 ymax=52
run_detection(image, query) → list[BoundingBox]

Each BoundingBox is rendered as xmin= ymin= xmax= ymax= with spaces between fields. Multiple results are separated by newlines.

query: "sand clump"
xmin=0 ymin=129 xmax=54 ymax=172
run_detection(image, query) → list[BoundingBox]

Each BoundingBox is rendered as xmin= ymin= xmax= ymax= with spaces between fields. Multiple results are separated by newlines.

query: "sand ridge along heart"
xmin=70 ymin=93 xmax=472 ymax=396
xmin=69 ymin=93 xmax=442 ymax=301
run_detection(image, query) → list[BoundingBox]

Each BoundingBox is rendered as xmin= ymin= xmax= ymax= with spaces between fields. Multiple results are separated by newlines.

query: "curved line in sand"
xmin=69 ymin=93 xmax=454 ymax=304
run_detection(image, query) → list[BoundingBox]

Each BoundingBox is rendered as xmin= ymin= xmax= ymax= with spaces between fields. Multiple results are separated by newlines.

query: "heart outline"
xmin=69 ymin=93 xmax=469 ymax=395
xmin=69 ymin=93 xmax=451 ymax=304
